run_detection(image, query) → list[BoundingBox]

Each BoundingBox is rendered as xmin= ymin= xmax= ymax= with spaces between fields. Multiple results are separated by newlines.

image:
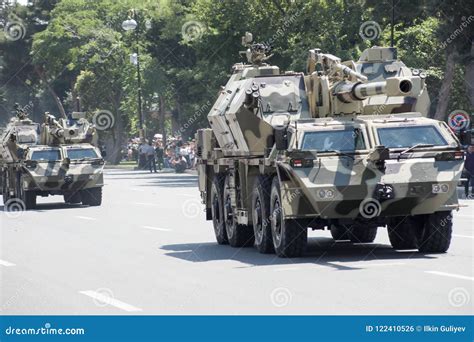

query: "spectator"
xmin=171 ymin=155 xmax=187 ymax=173
xmin=155 ymin=142 xmax=164 ymax=171
xmin=144 ymin=141 xmax=157 ymax=173
xmin=464 ymin=144 xmax=474 ymax=198
xmin=137 ymin=142 xmax=147 ymax=169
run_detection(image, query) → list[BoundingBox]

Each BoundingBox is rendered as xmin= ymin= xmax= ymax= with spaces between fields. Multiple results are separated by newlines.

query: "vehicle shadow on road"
xmin=0 ymin=203 xmax=85 ymax=212
xmin=134 ymin=177 xmax=198 ymax=188
xmin=161 ymin=237 xmax=436 ymax=270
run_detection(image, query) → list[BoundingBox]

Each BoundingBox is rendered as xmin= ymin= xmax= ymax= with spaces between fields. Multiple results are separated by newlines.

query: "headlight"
xmin=432 ymin=183 xmax=449 ymax=194
xmin=318 ymin=188 xmax=335 ymax=199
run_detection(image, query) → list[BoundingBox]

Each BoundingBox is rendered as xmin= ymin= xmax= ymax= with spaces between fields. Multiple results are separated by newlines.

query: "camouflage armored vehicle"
xmin=195 ymin=33 xmax=468 ymax=257
xmin=1 ymin=108 xmax=104 ymax=210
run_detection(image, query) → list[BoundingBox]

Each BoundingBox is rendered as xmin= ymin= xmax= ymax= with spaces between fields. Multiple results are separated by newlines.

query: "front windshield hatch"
xmin=301 ymin=128 xmax=366 ymax=154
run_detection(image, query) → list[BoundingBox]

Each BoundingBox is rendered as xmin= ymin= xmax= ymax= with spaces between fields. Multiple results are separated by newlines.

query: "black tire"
xmin=270 ymin=177 xmax=307 ymax=257
xmin=210 ymin=174 xmax=228 ymax=245
xmin=251 ymin=175 xmax=274 ymax=253
xmin=418 ymin=211 xmax=452 ymax=253
xmin=388 ymin=216 xmax=419 ymax=250
xmin=349 ymin=225 xmax=377 ymax=243
xmin=330 ymin=224 xmax=350 ymax=241
xmin=64 ymin=192 xmax=82 ymax=204
xmin=81 ymin=187 xmax=102 ymax=206
xmin=223 ymin=174 xmax=254 ymax=247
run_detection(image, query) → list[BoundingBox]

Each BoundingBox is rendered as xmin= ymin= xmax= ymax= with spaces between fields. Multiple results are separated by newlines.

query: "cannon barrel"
xmin=334 ymin=77 xmax=415 ymax=103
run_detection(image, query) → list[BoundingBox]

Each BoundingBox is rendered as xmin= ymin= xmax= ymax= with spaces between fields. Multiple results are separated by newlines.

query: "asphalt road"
xmin=1 ymin=169 xmax=473 ymax=315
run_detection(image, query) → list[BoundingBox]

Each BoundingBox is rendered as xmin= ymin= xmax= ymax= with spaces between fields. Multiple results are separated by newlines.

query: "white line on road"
xmin=330 ymin=262 xmax=406 ymax=268
xmin=274 ymin=267 xmax=301 ymax=272
xmin=425 ymin=271 xmax=474 ymax=282
xmin=79 ymin=291 xmax=142 ymax=312
xmin=130 ymin=188 xmax=145 ymax=192
xmin=453 ymin=234 xmax=474 ymax=239
xmin=75 ymin=216 xmax=97 ymax=221
xmin=143 ymin=226 xmax=172 ymax=232
xmin=0 ymin=259 xmax=15 ymax=267
xmin=453 ymin=213 xmax=473 ymax=218
xmin=133 ymin=202 xmax=160 ymax=206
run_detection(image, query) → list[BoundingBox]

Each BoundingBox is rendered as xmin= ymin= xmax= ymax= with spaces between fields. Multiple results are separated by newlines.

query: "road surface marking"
xmin=454 ymin=214 xmax=473 ymax=218
xmin=274 ymin=267 xmax=301 ymax=272
xmin=179 ymin=194 xmax=195 ymax=197
xmin=130 ymin=188 xmax=145 ymax=192
xmin=133 ymin=202 xmax=159 ymax=206
xmin=453 ymin=234 xmax=474 ymax=239
xmin=425 ymin=271 xmax=474 ymax=282
xmin=79 ymin=291 xmax=142 ymax=312
xmin=0 ymin=259 xmax=15 ymax=267
xmin=75 ymin=216 xmax=97 ymax=221
xmin=143 ymin=226 xmax=171 ymax=232
xmin=330 ymin=262 xmax=406 ymax=268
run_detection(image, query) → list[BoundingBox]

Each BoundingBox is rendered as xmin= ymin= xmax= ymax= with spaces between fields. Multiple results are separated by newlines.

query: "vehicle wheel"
xmin=81 ymin=187 xmax=102 ymax=206
xmin=418 ymin=211 xmax=452 ymax=253
xmin=349 ymin=225 xmax=377 ymax=243
xmin=270 ymin=177 xmax=307 ymax=257
xmin=330 ymin=224 xmax=350 ymax=241
xmin=64 ymin=192 xmax=82 ymax=204
xmin=251 ymin=175 xmax=274 ymax=253
xmin=210 ymin=174 xmax=228 ymax=245
xmin=388 ymin=216 xmax=419 ymax=250
xmin=223 ymin=174 xmax=254 ymax=247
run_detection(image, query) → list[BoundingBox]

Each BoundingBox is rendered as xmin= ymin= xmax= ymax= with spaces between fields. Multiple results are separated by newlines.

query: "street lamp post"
xmin=122 ymin=11 xmax=145 ymax=143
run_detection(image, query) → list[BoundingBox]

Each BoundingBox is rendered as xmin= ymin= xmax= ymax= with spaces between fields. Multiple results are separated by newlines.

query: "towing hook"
xmin=374 ymin=183 xmax=395 ymax=200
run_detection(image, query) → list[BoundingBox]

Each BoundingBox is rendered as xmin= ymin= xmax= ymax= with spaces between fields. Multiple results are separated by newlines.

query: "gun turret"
xmin=305 ymin=47 xmax=429 ymax=117
xmin=13 ymin=103 xmax=29 ymax=120
xmin=240 ymin=32 xmax=273 ymax=66
xmin=333 ymin=77 xmax=418 ymax=103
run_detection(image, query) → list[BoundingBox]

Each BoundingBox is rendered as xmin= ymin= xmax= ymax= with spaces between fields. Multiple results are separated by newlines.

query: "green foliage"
xmin=1 ymin=0 xmax=472 ymax=146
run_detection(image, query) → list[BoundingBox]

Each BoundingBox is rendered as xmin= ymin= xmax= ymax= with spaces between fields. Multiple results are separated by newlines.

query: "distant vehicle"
xmin=0 ymin=107 xmax=104 ymax=210
xmin=195 ymin=33 xmax=467 ymax=257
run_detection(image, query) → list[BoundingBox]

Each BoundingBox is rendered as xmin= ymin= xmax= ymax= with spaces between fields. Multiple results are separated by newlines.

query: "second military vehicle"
xmin=196 ymin=34 xmax=467 ymax=257
xmin=1 ymin=108 xmax=104 ymax=210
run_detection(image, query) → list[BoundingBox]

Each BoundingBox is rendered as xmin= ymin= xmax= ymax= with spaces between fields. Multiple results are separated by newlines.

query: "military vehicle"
xmin=1 ymin=107 xmax=104 ymax=210
xmin=195 ymin=33 xmax=468 ymax=257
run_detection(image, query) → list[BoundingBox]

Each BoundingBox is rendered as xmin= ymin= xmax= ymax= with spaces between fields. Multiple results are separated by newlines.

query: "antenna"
xmin=390 ymin=0 xmax=395 ymax=47
xmin=295 ymin=120 xmax=298 ymax=149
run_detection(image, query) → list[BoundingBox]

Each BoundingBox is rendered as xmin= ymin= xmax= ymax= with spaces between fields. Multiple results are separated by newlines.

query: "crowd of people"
xmin=125 ymin=136 xmax=197 ymax=173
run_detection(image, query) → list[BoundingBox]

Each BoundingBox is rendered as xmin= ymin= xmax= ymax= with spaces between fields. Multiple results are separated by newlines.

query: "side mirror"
xmin=274 ymin=125 xmax=288 ymax=151
xmin=367 ymin=145 xmax=390 ymax=162
xmin=62 ymin=157 xmax=71 ymax=166
xmin=460 ymin=130 xmax=472 ymax=146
